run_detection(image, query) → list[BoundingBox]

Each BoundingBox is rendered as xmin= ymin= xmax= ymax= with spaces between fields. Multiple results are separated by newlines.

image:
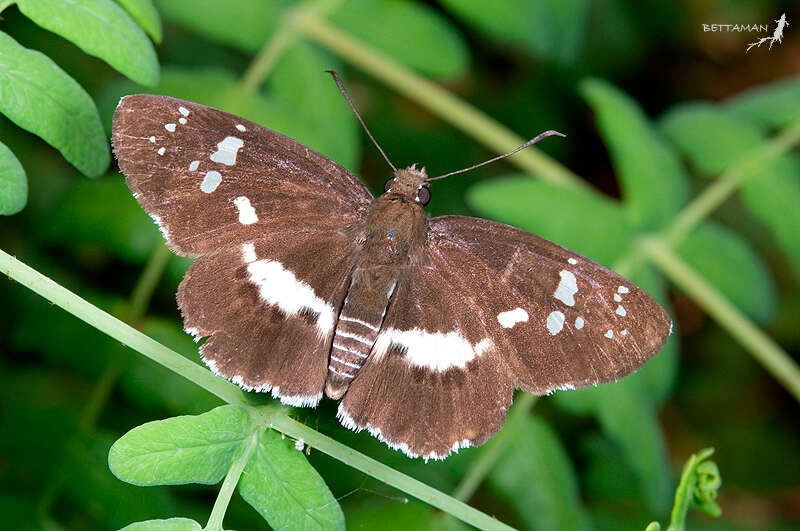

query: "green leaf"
xmin=121 ymin=518 xmax=203 ymax=531
xmin=724 ymin=75 xmax=800 ymax=129
xmin=109 ymin=405 xmax=254 ymax=486
xmin=0 ymin=31 xmax=109 ymax=177
xmin=659 ymin=102 xmax=754 ymax=176
xmin=239 ymin=429 xmax=345 ymax=531
xmin=0 ymin=140 xmax=27 ymax=215
xmin=16 ymin=0 xmax=159 ymax=85
xmin=661 ymin=103 xmax=800 ymax=278
xmin=467 ymin=176 xmax=634 ymax=266
xmin=739 ymin=158 xmax=800 ymax=280
xmin=581 ymin=78 xmax=689 ymax=230
xmin=38 ymin=174 xmax=161 ymax=263
xmin=154 ymin=0 xmax=287 ymax=53
xmin=596 ymin=381 xmax=671 ymax=513
xmin=331 ymin=0 xmax=469 ymax=79
xmin=678 ymin=222 xmax=776 ymax=322
xmin=439 ymin=0 xmax=589 ymax=64
xmin=269 ymin=42 xmax=359 ymax=171
xmin=115 ymin=0 xmax=163 ymax=42
xmin=488 ymin=416 xmax=592 ymax=531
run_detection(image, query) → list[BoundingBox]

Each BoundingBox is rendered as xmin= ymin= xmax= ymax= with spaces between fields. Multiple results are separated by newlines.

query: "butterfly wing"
xmin=113 ymin=95 xmax=371 ymax=404
xmin=112 ymin=94 xmax=373 ymax=257
xmin=338 ymin=215 xmax=671 ymax=458
xmin=178 ymin=230 xmax=355 ymax=406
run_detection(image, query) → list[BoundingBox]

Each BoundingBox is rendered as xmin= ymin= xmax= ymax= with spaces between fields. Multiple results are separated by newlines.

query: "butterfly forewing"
xmin=112 ymin=94 xmax=372 ymax=257
xmin=428 ymin=216 xmax=672 ymax=393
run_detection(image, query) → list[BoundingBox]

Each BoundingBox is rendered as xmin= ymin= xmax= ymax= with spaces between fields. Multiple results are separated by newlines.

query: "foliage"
xmin=1 ymin=0 xmax=799 ymax=530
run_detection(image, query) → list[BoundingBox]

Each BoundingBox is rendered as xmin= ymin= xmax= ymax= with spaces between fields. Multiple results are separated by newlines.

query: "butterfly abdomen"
xmin=325 ymin=267 xmax=397 ymax=399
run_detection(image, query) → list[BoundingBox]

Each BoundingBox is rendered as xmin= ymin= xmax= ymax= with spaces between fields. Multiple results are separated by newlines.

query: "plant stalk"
xmin=640 ymin=237 xmax=800 ymax=404
xmin=205 ymin=430 xmax=260 ymax=531
xmin=297 ymin=14 xmax=584 ymax=189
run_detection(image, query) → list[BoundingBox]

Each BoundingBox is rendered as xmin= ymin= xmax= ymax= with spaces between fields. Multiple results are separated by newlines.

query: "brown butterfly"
xmin=112 ymin=76 xmax=671 ymax=460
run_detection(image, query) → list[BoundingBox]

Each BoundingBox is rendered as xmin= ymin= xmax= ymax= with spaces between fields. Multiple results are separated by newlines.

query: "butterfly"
xmin=112 ymin=78 xmax=671 ymax=460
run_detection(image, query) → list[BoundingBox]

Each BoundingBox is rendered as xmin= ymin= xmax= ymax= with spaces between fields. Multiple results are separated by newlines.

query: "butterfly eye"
xmin=416 ymin=186 xmax=431 ymax=206
xmin=384 ymin=178 xmax=395 ymax=192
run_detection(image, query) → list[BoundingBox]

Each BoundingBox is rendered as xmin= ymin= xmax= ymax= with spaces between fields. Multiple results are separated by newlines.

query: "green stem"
xmin=127 ymin=244 xmax=171 ymax=323
xmin=1 ymin=248 xmax=514 ymax=531
xmin=238 ymin=0 xmax=342 ymax=93
xmin=269 ymin=415 xmax=515 ymax=531
xmin=663 ymin=117 xmax=800 ymax=247
xmin=205 ymin=430 xmax=260 ymax=531
xmin=640 ymin=237 xmax=800 ymax=404
xmin=0 ymin=249 xmax=246 ymax=406
xmin=452 ymin=393 xmax=537 ymax=502
xmin=297 ymin=14 xmax=584 ymax=189
xmin=37 ymin=244 xmax=172 ymax=515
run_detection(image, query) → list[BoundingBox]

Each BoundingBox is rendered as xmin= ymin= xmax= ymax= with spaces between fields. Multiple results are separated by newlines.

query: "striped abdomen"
xmin=325 ymin=267 xmax=396 ymax=399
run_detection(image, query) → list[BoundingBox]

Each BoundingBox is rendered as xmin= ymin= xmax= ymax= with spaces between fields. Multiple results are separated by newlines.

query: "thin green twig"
xmin=663 ymin=116 xmax=800 ymax=246
xmin=640 ymin=237 xmax=800 ymax=403
xmin=205 ymin=430 xmax=259 ymax=531
xmin=0 ymin=248 xmax=515 ymax=531
xmin=37 ymin=243 xmax=172 ymax=516
xmin=238 ymin=0 xmax=342 ymax=93
xmin=270 ymin=415 xmax=514 ymax=531
xmin=452 ymin=393 xmax=537 ymax=502
xmin=297 ymin=14 xmax=585 ymax=189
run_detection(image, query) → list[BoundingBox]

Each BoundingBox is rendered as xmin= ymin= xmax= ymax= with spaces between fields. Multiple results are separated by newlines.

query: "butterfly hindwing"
xmin=112 ymin=94 xmax=372 ymax=257
xmin=338 ymin=258 xmax=515 ymax=459
xmin=178 ymin=229 xmax=356 ymax=406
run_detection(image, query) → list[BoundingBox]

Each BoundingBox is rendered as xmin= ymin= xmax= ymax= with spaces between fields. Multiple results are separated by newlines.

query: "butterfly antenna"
xmin=326 ymin=70 xmax=397 ymax=172
xmin=427 ymin=130 xmax=566 ymax=181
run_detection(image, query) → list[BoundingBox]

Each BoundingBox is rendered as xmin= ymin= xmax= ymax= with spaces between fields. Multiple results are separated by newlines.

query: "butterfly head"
xmin=383 ymin=165 xmax=431 ymax=206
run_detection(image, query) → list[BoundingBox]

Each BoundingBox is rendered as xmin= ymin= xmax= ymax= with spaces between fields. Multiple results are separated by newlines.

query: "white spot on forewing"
xmin=165 ymin=123 xmax=176 ymax=132
xmin=605 ymin=329 xmax=614 ymax=338
xmin=148 ymin=135 xmax=155 ymax=143
xmin=554 ymin=270 xmax=578 ymax=306
xmin=236 ymin=124 xmax=246 ymax=132
xmin=568 ymin=257 xmax=578 ymax=265
xmin=201 ymin=170 xmax=222 ymax=193
xmin=618 ymin=285 xmax=629 ymax=294
xmin=575 ymin=316 xmax=584 ymax=329
xmin=621 ymin=329 xmax=628 ymax=336
xmin=179 ymin=117 xmax=187 ymax=125
xmin=497 ymin=307 xmax=528 ymax=328
xmin=233 ymin=196 xmax=258 ymax=224
xmin=616 ymin=305 xmax=627 ymax=317
xmin=475 ymin=338 xmax=493 ymax=355
xmin=210 ymin=136 xmax=244 ymax=166
xmin=157 ymin=147 xmax=165 ymax=155
xmin=547 ymin=311 xmax=565 ymax=335
xmin=189 ymin=160 xmax=200 ymax=171
xmin=247 ymin=260 xmax=335 ymax=336
xmin=241 ymin=243 xmax=257 ymax=263
xmin=614 ymin=293 xmax=622 ymax=302
xmin=179 ymin=106 xmax=190 ymax=116
xmin=372 ymin=328 xmax=491 ymax=372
